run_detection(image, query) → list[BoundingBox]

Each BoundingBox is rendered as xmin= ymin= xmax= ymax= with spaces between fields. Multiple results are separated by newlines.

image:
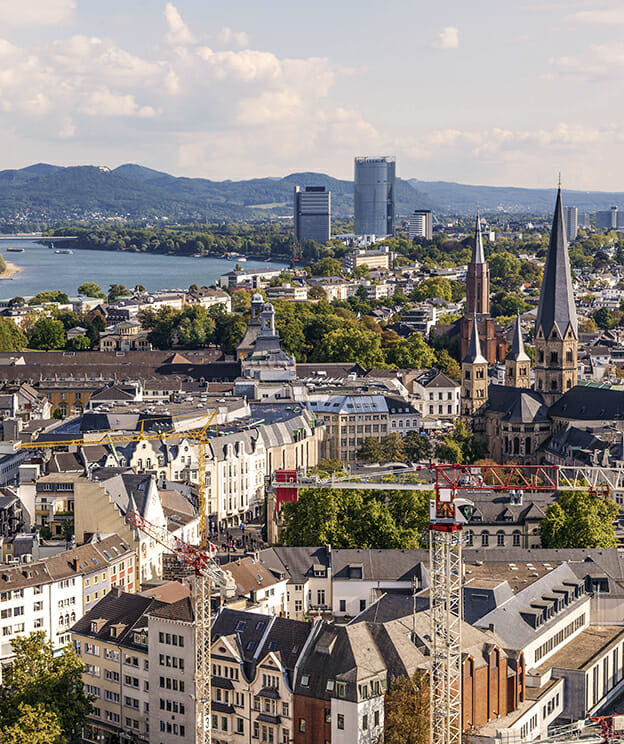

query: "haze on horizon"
xmin=2 ymin=0 xmax=624 ymax=191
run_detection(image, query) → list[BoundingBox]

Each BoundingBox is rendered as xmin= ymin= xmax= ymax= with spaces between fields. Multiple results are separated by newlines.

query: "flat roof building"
xmin=294 ymin=186 xmax=330 ymax=243
xmin=354 ymin=156 xmax=395 ymax=238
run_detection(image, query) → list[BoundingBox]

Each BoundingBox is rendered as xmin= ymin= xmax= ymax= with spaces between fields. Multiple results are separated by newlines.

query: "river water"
xmin=0 ymin=239 xmax=286 ymax=299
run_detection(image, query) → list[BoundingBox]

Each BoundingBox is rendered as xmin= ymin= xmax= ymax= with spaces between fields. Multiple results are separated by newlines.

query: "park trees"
xmin=280 ymin=488 xmax=431 ymax=549
xmin=435 ymin=420 xmax=487 ymax=464
xmin=540 ymin=491 xmax=619 ymax=549
xmin=27 ymin=319 xmax=66 ymax=350
xmin=310 ymin=256 xmax=342 ymax=276
xmin=77 ymin=282 xmax=106 ymax=299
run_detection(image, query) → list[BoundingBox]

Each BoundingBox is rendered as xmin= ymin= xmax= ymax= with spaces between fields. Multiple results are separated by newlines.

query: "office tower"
xmin=408 ymin=209 xmax=433 ymax=240
xmin=354 ymin=156 xmax=396 ymax=237
xmin=578 ymin=212 xmax=590 ymax=229
xmin=564 ymin=206 xmax=578 ymax=241
xmin=596 ymin=206 xmax=618 ymax=229
xmin=293 ymin=186 xmax=331 ymax=243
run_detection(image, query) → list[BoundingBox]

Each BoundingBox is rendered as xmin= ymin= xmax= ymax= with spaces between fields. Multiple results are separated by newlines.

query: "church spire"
xmin=507 ymin=314 xmax=529 ymax=363
xmin=535 ymin=185 xmax=578 ymax=340
xmin=472 ymin=209 xmax=486 ymax=264
xmin=533 ymin=185 xmax=578 ymax=404
xmin=464 ymin=313 xmax=487 ymax=365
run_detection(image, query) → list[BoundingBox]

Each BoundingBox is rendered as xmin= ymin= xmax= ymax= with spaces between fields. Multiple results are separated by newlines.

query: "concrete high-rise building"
xmin=596 ymin=206 xmax=618 ymax=229
xmin=564 ymin=206 xmax=578 ymax=241
xmin=354 ymin=156 xmax=396 ymax=237
xmin=293 ymin=186 xmax=331 ymax=243
xmin=408 ymin=209 xmax=433 ymax=240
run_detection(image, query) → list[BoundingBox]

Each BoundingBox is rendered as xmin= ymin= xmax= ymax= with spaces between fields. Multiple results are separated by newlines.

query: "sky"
xmin=2 ymin=0 xmax=624 ymax=189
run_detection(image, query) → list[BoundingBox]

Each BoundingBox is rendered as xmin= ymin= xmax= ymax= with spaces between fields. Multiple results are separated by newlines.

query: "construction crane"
xmin=15 ymin=410 xmax=220 ymax=546
xmin=126 ymin=509 xmax=234 ymax=744
xmin=273 ymin=462 xmax=620 ymax=744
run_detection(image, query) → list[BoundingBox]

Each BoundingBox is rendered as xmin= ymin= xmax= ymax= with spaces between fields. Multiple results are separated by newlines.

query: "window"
xmin=324 ymin=708 xmax=331 ymax=723
xmin=497 ymin=531 xmax=505 ymax=546
xmin=374 ymin=710 xmax=380 ymax=727
xmin=301 ymin=674 xmax=310 ymax=687
xmin=360 ymin=599 xmax=366 ymax=612
xmin=236 ymin=718 xmax=244 ymax=734
xmin=363 ymin=714 xmax=368 ymax=730
xmin=513 ymin=531 xmax=521 ymax=547
xmin=481 ymin=531 xmax=489 ymax=547
xmin=299 ymin=719 xmax=306 ymax=733
xmin=337 ymin=714 xmax=345 ymax=730
xmin=339 ymin=600 xmax=346 ymax=612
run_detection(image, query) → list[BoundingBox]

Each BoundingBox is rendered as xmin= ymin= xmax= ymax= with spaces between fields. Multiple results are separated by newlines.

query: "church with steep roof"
xmin=462 ymin=186 xmax=585 ymax=463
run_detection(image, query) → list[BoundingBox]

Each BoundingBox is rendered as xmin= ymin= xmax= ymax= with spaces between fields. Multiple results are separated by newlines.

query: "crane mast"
xmin=126 ymin=509 xmax=234 ymax=744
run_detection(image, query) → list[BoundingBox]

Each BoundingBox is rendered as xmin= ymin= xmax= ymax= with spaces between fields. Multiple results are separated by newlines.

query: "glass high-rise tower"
xmin=354 ymin=156 xmax=396 ymax=237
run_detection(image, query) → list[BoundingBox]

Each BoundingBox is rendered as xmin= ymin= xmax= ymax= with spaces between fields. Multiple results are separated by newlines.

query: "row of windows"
xmin=160 ymin=698 xmax=185 ymax=714
xmin=159 ymin=721 xmax=185 ymax=736
xmin=159 ymin=654 xmax=184 ymax=669
xmin=158 ymin=631 xmax=185 ymax=647
xmin=159 ymin=676 xmax=185 ymax=691
xmin=465 ymin=530 xmax=522 ymax=547
xmin=534 ymin=613 xmax=586 ymax=663
xmin=0 ymin=606 xmax=24 ymax=618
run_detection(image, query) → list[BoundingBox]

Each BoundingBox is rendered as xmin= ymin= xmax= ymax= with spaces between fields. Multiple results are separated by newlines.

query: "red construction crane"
xmin=126 ymin=510 xmax=234 ymax=744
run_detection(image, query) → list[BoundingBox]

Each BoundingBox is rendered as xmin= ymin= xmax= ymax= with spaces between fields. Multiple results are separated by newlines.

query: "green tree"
xmin=28 ymin=319 xmax=66 ymax=350
xmin=28 ymin=290 xmax=70 ymax=306
xmin=357 ymin=437 xmax=385 ymax=463
xmin=213 ymin=314 xmax=247 ymax=354
xmin=308 ymin=285 xmax=327 ymax=301
xmin=593 ymin=307 xmax=618 ymax=331
xmin=108 ymin=283 xmax=132 ymax=301
xmin=0 ymin=317 xmax=26 ymax=352
xmin=404 ymin=430 xmax=432 ymax=462
xmin=385 ymin=333 xmax=436 ymax=369
xmin=489 ymin=251 xmax=520 ymax=279
xmin=0 ymin=632 xmax=91 ymax=742
xmin=65 ymin=336 xmax=92 ymax=351
xmin=319 ymin=326 xmax=386 ymax=368
xmin=411 ymin=277 xmax=452 ymax=302
xmin=0 ymin=702 xmax=62 ymax=744
xmin=310 ymin=256 xmax=342 ymax=276
xmin=540 ymin=491 xmax=619 ymax=548
xmin=77 ymin=282 xmax=106 ymax=299
xmin=435 ymin=420 xmax=485 ymax=464
xmin=436 ymin=349 xmax=461 ymax=381
xmin=384 ymin=671 xmax=429 ymax=744
xmin=382 ymin=433 xmax=406 ymax=462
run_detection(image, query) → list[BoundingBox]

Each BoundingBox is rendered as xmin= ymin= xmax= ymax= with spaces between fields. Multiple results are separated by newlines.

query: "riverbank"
xmin=0 ymin=262 xmax=23 ymax=280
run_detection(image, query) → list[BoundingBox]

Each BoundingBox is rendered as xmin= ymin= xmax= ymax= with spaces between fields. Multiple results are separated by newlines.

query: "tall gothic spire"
xmin=535 ymin=186 xmax=578 ymax=339
xmin=472 ymin=209 xmax=486 ymax=264
xmin=463 ymin=313 xmax=487 ymax=364
xmin=507 ymin=314 xmax=530 ymax=362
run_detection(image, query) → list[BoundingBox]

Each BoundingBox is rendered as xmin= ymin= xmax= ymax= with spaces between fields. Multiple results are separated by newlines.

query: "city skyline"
xmin=2 ymin=1 xmax=624 ymax=189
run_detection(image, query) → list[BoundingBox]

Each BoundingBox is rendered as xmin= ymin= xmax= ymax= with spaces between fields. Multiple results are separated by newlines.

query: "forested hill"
xmin=0 ymin=163 xmax=436 ymax=223
xmin=411 ymin=178 xmax=624 ymax=214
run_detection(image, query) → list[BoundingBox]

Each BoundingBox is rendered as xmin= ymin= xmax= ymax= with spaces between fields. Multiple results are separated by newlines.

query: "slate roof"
xmin=535 ymin=187 xmax=578 ymax=339
xmin=463 ymin=314 xmax=487 ymax=365
xmin=486 ymin=384 xmax=549 ymax=423
xmin=548 ymin=384 xmax=624 ymax=421
xmin=71 ymin=588 xmax=160 ymax=643
xmin=507 ymin=315 xmax=530 ymax=362
xmin=221 ymin=556 xmax=283 ymax=596
xmin=148 ymin=596 xmax=194 ymax=622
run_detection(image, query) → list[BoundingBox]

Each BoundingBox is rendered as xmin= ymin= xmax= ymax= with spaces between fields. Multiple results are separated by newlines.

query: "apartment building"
xmin=0 ymin=535 xmax=133 ymax=681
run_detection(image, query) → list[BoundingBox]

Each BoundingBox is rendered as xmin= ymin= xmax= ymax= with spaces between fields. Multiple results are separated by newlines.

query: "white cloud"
xmin=217 ymin=26 xmax=250 ymax=48
xmin=568 ymin=8 xmax=624 ymax=24
xmin=164 ymin=3 xmax=196 ymax=46
xmin=432 ymin=26 xmax=459 ymax=50
xmin=550 ymin=42 xmax=624 ymax=79
xmin=0 ymin=0 xmax=75 ymax=29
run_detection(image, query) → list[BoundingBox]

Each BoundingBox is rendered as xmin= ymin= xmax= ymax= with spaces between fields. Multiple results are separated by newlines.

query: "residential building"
xmin=294 ymin=185 xmax=331 ymax=243
xmin=0 ymin=535 xmax=134 ymax=681
xmin=408 ymin=209 xmax=433 ymax=240
xmin=410 ymin=370 xmax=460 ymax=426
xmin=354 ymin=156 xmax=396 ymax=237
xmin=596 ymin=207 xmax=618 ymax=229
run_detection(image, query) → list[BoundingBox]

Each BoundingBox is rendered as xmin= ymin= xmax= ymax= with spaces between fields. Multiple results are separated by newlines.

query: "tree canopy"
xmin=27 ymin=319 xmax=66 ymax=350
xmin=435 ymin=420 xmax=487 ymax=465
xmin=280 ymin=488 xmax=431 ymax=549
xmin=0 ymin=632 xmax=91 ymax=743
xmin=539 ymin=491 xmax=619 ymax=549
xmin=384 ymin=671 xmax=429 ymax=744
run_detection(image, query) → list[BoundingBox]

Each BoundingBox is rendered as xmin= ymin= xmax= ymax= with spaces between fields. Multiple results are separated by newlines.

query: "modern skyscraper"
xmin=564 ymin=206 xmax=578 ymax=241
xmin=596 ymin=206 xmax=618 ymax=229
xmin=534 ymin=186 xmax=578 ymax=405
xmin=354 ymin=156 xmax=395 ymax=237
xmin=408 ymin=209 xmax=433 ymax=240
xmin=293 ymin=186 xmax=331 ymax=243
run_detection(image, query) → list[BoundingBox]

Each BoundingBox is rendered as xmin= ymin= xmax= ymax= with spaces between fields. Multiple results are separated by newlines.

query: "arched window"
xmin=513 ymin=437 xmax=520 ymax=455
xmin=496 ymin=531 xmax=505 ymax=546
xmin=513 ymin=530 xmax=521 ymax=547
xmin=481 ymin=531 xmax=489 ymax=547
xmin=465 ymin=530 xmax=473 ymax=546
xmin=525 ymin=437 xmax=531 ymax=454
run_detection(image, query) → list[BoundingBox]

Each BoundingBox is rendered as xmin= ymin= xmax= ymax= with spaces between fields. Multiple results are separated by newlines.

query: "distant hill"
xmin=410 ymin=178 xmax=624 ymax=214
xmin=0 ymin=163 xmax=435 ymax=222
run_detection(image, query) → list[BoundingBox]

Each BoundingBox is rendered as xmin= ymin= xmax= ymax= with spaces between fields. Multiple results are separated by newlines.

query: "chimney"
xmin=488 ymin=623 xmax=495 ymax=633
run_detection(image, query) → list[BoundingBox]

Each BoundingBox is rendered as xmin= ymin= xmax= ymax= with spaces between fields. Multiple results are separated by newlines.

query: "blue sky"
xmin=2 ymin=0 xmax=624 ymax=188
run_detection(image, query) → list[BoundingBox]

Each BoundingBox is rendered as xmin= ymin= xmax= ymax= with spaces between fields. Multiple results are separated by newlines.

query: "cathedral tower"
xmin=461 ymin=314 xmax=488 ymax=416
xmin=534 ymin=186 xmax=578 ymax=405
xmin=466 ymin=211 xmax=489 ymax=315
xmin=505 ymin=315 xmax=531 ymax=388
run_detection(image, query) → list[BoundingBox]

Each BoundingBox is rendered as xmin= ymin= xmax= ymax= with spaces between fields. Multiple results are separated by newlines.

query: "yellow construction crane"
xmin=16 ymin=410 xmax=219 ymax=548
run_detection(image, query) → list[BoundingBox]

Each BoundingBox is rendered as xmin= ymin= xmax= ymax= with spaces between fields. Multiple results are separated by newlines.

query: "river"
xmin=0 ymin=239 xmax=286 ymax=298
